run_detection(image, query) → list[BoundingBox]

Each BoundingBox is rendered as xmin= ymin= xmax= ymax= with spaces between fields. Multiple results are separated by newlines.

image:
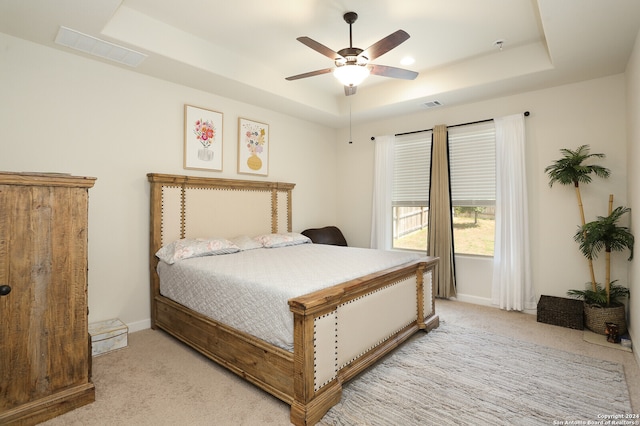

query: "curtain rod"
xmin=370 ymin=111 xmax=530 ymax=140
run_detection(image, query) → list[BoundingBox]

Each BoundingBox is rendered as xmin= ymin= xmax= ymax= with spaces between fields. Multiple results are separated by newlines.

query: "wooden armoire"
xmin=0 ymin=172 xmax=96 ymax=425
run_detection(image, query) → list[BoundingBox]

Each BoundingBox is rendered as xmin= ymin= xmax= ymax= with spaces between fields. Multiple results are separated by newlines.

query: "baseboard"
xmin=450 ymin=294 xmax=492 ymax=306
xmin=448 ymin=294 xmax=536 ymax=315
xmin=127 ymin=318 xmax=151 ymax=333
xmin=629 ymin=326 xmax=640 ymax=368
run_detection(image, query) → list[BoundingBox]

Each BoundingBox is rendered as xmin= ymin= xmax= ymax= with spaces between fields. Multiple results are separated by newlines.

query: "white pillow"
xmin=229 ymin=235 xmax=263 ymax=251
xmin=253 ymin=233 xmax=311 ymax=248
xmin=156 ymin=237 xmax=239 ymax=264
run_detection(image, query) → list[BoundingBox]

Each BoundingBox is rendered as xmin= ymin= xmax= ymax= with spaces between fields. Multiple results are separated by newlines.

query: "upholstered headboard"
xmin=148 ymin=173 xmax=294 ymax=247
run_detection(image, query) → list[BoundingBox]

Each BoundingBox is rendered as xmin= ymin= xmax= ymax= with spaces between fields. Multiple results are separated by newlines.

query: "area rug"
xmin=318 ymin=323 xmax=632 ymax=425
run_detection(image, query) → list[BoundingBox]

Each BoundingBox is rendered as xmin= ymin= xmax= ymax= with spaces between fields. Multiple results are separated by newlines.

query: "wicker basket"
xmin=537 ymin=296 xmax=584 ymax=330
xmin=584 ymin=303 xmax=627 ymax=335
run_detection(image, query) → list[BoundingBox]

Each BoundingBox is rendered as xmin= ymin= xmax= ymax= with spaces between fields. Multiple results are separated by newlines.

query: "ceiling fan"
xmin=285 ymin=11 xmax=418 ymax=96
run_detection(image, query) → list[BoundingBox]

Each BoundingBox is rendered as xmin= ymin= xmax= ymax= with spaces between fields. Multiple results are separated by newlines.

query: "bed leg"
xmin=424 ymin=314 xmax=440 ymax=332
xmin=290 ymin=381 xmax=342 ymax=426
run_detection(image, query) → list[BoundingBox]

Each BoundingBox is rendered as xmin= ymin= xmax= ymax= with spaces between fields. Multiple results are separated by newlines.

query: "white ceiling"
xmin=2 ymin=0 xmax=640 ymax=128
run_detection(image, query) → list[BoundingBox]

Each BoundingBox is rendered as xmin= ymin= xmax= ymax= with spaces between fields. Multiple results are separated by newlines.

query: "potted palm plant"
xmin=569 ymin=196 xmax=633 ymax=334
xmin=545 ymin=145 xmax=610 ymax=291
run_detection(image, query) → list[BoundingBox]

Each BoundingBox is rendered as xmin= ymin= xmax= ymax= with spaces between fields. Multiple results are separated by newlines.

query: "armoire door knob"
xmin=0 ymin=285 xmax=11 ymax=296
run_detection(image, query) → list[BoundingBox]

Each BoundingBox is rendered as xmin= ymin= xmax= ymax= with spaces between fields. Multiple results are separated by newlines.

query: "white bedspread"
xmin=157 ymin=244 xmax=421 ymax=351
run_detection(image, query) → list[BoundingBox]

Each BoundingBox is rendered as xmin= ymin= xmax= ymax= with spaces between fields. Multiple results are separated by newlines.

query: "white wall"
xmin=336 ymin=75 xmax=629 ymax=309
xmin=0 ymin=33 xmax=339 ymax=331
xmin=626 ymin=29 xmax=640 ymax=357
xmin=2 ymin=30 xmax=637 ymax=336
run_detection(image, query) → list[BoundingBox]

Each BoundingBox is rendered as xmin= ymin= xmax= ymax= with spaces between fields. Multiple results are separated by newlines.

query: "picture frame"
xmin=237 ymin=117 xmax=269 ymax=176
xmin=184 ymin=104 xmax=223 ymax=171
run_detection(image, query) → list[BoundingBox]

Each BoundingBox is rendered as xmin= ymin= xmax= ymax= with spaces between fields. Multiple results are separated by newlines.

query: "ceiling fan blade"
xmin=285 ymin=68 xmax=334 ymax=81
xmin=344 ymin=85 xmax=357 ymax=96
xmin=297 ymin=36 xmax=343 ymax=60
xmin=362 ymin=30 xmax=410 ymax=61
xmin=369 ymin=64 xmax=418 ymax=80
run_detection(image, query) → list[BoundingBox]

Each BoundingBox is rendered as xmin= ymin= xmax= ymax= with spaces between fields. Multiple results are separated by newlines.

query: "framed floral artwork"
xmin=238 ymin=118 xmax=269 ymax=176
xmin=184 ymin=104 xmax=223 ymax=171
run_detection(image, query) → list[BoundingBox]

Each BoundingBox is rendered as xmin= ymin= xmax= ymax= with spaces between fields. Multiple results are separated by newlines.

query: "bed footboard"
xmin=288 ymin=257 xmax=438 ymax=425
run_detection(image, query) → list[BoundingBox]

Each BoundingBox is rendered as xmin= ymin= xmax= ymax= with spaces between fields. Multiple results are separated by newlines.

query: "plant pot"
xmin=583 ymin=303 xmax=627 ymax=335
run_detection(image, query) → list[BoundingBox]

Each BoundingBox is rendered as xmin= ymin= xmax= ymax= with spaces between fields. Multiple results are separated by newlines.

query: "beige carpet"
xmin=42 ymin=300 xmax=639 ymax=425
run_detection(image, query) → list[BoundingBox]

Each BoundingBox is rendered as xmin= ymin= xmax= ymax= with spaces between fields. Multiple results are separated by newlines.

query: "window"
xmin=391 ymin=122 xmax=496 ymax=256
xmin=392 ymin=132 xmax=432 ymax=250
xmin=448 ymin=122 xmax=496 ymax=256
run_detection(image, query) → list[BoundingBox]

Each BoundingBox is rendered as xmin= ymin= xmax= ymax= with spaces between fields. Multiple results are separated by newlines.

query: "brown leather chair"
xmin=301 ymin=226 xmax=348 ymax=246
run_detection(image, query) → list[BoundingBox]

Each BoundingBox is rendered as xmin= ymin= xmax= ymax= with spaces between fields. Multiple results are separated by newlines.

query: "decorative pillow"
xmin=156 ymin=237 xmax=239 ymax=264
xmin=254 ymin=233 xmax=311 ymax=248
xmin=229 ymin=235 xmax=263 ymax=251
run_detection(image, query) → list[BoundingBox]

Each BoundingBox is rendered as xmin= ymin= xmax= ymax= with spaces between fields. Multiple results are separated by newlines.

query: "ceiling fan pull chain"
xmin=349 ymin=100 xmax=353 ymax=144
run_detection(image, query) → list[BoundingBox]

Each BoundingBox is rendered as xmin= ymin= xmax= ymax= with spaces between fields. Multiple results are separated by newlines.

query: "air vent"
xmin=422 ymin=100 xmax=443 ymax=109
xmin=55 ymin=26 xmax=147 ymax=68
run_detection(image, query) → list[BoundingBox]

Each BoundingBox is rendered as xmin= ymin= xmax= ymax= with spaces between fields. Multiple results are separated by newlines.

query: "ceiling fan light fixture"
xmin=400 ymin=56 xmax=415 ymax=66
xmin=333 ymin=64 xmax=370 ymax=87
xmin=286 ymin=11 xmax=415 ymax=95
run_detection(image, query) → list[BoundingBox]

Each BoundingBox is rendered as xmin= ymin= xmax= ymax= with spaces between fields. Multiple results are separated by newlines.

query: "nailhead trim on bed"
xmin=313 ymin=312 xmax=339 ymax=391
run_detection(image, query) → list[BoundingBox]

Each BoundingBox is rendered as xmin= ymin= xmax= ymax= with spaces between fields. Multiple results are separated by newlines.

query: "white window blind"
xmin=448 ymin=122 xmax=496 ymax=206
xmin=392 ymin=132 xmax=432 ymax=207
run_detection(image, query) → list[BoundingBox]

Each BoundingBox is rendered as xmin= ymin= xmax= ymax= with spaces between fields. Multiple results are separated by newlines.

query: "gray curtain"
xmin=428 ymin=125 xmax=456 ymax=298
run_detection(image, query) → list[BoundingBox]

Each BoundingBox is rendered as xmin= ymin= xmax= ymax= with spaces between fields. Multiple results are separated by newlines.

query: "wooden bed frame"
xmin=148 ymin=173 xmax=439 ymax=425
